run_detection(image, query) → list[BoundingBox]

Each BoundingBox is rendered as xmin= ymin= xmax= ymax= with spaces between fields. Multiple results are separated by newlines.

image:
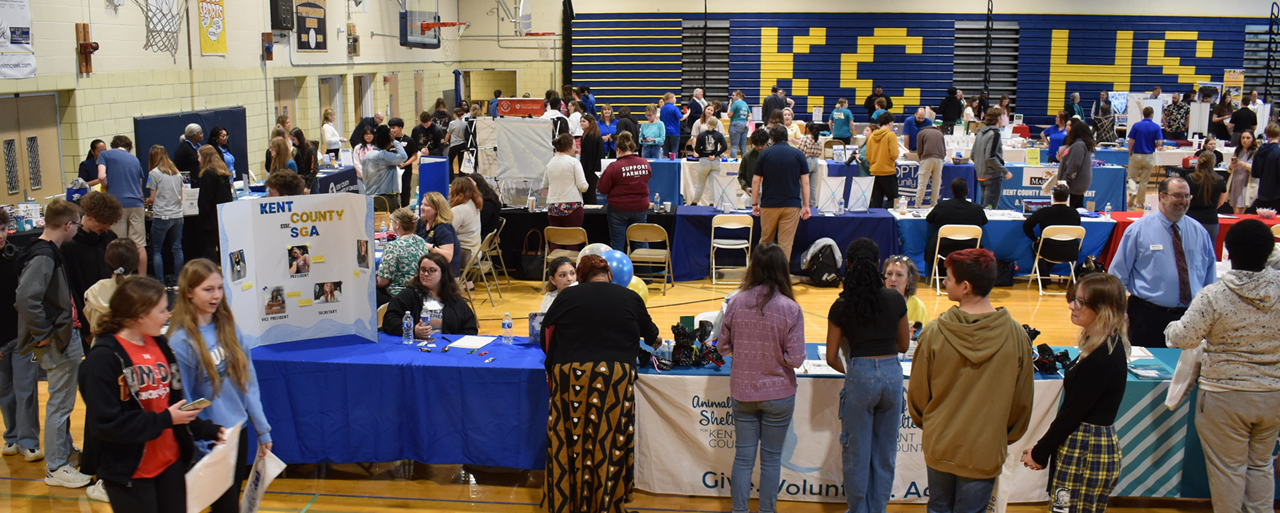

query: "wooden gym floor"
xmin=0 ymin=276 xmax=1224 ymax=512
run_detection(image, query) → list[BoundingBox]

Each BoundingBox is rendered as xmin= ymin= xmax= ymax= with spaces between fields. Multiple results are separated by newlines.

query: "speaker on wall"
xmin=270 ymin=0 xmax=294 ymax=31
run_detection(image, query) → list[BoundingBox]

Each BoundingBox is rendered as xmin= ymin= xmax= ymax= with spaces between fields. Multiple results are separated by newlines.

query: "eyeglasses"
xmin=1163 ymin=193 xmax=1193 ymax=201
xmin=418 ymin=267 xmax=440 ymax=276
xmin=1069 ymin=297 xmax=1086 ymax=309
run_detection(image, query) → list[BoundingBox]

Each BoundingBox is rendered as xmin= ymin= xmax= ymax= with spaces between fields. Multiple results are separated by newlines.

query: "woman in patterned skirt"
xmin=541 ymin=254 xmax=660 ymax=513
xmin=1021 ymin=273 xmax=1129 ymax=512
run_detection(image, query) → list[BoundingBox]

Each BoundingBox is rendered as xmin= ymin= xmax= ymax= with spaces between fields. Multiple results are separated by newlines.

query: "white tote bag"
xmin=1165 ymin=342 xmax=1204 ymax=410
xmin=240 ymin=449 xmax=288 ymax=513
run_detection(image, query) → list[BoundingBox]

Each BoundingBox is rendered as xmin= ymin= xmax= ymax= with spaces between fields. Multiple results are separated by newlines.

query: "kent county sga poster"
xmin=218 ymin=193 xmax=375 ymax=346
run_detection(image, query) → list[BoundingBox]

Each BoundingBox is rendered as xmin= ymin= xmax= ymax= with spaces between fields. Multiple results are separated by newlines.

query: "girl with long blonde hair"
xmin=167 ymin=259 xmax=272 ymax=513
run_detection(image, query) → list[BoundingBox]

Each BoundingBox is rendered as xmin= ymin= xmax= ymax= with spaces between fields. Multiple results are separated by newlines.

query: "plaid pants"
xmin=1049 ymin=422 xmax=1121 ymax=513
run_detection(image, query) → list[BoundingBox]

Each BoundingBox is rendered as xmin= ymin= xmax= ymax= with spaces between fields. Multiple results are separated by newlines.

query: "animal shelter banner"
xmin=219 ymin=194 xmax=376 ymax=346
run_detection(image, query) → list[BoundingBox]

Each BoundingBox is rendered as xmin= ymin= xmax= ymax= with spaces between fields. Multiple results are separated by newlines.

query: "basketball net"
xmin=133 ymin=0 xmax=187 ymax=62
xmin=441 ymin=23 xmax=468 ymax=63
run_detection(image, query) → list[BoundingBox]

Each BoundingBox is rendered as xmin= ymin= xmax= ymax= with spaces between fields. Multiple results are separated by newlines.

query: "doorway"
xmin=273 ymin=78 xmax=298 ymax=126
xmin=414 ymin=71 xmax=424 ymax=117
xmin=0 ymin=94 xmax=63 ymax=205
xmin=319 ymin=76 xmax=345 ymax=134
xmin=355 ymin=74 xmax=373 ymax=120
xmin=386 ymin=73 xmax=400 ymax=120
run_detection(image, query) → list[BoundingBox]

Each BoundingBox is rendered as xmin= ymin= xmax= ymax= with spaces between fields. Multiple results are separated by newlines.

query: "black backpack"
xmin=551 ymin=117 xmax=571 ymax=140
xmin=804 ymin=244 xmax=841 ymax=287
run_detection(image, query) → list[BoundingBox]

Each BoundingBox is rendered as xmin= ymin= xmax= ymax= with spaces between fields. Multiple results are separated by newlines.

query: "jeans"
xmin=662 ymin=135 xmax=681 ymax=159
xmin=642 ymin=145 xmax=662 ymax=160
xmin=841 ymin=356 xmax=903 ymax=513
xmin=0 ymin=344 xmax=40 ymax=451
xmin=729 ymin=121 xmax=749 ymax=159
xmin=34 ymin=330 xmax=82 ymax=471
xmin=978 ymin=177 xmax=1003 ymax=209
xmin=926 ymin=467 xmax=996 ymax=513
xmin=730 ymin=395 xmax=795 ymax=513
xmin=807 ymin=157 xmax=821 ymax=208
xmin=150 ymin=217 xmax=184 ymax=285
xmin=607 ymin=206 xmax=648 ymax=253
xmin=689 ymin=158 xmax=722 ymax=205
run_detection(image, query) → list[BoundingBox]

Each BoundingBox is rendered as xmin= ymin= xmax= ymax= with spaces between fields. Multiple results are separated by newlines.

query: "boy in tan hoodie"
xmin=907 ymin=248 xmax=1034 ymax=513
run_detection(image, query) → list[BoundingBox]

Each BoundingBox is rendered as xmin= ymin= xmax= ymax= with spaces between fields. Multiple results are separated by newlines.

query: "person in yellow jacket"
xmin=908 ymin=248 xmax=1034 ymax=513
xmin=866 ymin=112 xmax=901 ymax=208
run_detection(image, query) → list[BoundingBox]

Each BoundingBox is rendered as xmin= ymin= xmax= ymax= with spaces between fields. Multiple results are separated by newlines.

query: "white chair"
xmin=931 ymin=225 xmax=984 ymax=295
xmin=710 ymin=214 xmax=753 ymax=285
xmin=544 ymin=226 xmax=588 ymax=286
xmin=1028 ymin=225 xmax=1086 ymax=296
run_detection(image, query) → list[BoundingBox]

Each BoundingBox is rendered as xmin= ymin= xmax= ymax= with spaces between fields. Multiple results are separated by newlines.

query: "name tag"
xmin=1150 ymin=244 xmax=1164 ymax=251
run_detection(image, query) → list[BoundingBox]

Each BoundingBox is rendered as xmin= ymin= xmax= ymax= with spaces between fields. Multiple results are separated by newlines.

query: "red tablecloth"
xmin=1101 ymin=212 xmax=1280 ymax=265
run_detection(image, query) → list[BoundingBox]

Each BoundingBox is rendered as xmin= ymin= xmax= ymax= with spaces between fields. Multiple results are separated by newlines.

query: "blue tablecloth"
xmin=997 ymin=165 xmax=1127 ymax=212
xmin=646 ymin=159 xmax=682 ymax=206
xmin=418 ymin=156 xmax=450 ymax=208
xmin=825 ymin=160 xmax=979 ymax=205
xmin=895 ymin=215 xmax=1116 ymax=276
xmin=1094 ymin=148 xmax=1131 ymax=166
xmin=252 ymin=333 xmax=549 ymax=468
xmin=671 ymin=206 xmax=898 ymax=281
xmin=317 ymin=166 xmax=359 ymax=194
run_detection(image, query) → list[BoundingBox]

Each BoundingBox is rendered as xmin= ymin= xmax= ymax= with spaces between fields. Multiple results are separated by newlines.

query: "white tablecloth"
xmin=680 ymin=159 xmax=829 ymax=205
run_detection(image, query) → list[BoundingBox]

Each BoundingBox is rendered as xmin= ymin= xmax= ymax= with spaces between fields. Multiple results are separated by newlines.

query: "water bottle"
xmin=837 ymin=198 xmax=845 ymax=216
xmin=1104 ymin=202 xmax=1111 ymax=219
xmin=502 ymin=312 xmax=514 ymax=345
xmin=653 ymin=193 xmax=660 ymax=212
xmin=402 ymin=311 xmax=414 ymax=345
xmin=1144 ymin=202 xmax=1153 ymax=217
xmin=380 ymin=221 xmax=388 ymax=234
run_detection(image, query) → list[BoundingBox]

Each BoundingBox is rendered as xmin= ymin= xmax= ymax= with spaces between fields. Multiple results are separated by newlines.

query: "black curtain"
xmin=562 ymin=0 xmax=574 ymax=87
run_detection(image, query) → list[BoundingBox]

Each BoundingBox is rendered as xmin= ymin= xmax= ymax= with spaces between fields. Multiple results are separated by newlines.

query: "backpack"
xmin=802 ymin=238 xmax=841 ymax=287
xmin=551 ymin=117 xmax=571 ymax=139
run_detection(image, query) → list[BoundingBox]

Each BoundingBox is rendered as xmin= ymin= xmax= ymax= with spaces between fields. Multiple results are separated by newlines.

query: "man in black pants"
xmin=388 ymin=118 xmax=420 ymax=207
xmin=925 ymin=178 xmax=988 ymax=277
xmin=1252 ymin=123 xmax=1280 ymax=211
xmin=1022 ymin=184 xmax=1081 ymax=279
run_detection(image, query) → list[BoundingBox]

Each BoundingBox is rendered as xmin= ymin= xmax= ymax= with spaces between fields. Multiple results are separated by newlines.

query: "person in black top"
xmin=937 ymin=87 xmax=965 ymax=135
xmin=1023 ymin=184 xmax=1082 ymax=278
xmin=1185 ymin=153 xmax=1228 ymax=242
xmin=196 ymin=146 xmax=235 ymax=262
xmin=78 ymin=140 xmax=106 ymax=187
xmin=1021 ymin=273 xmax=1129 ymax=513
xmin=925 ymin=178 xmax=988 ymax=275
xmin=0 ymin=209 xmax=41 ymax=459
xmin=616 ymin=106 xmax=641 ymax=147
xmin=381 ymin=252 xmax=478 ymax=337
xmin=388 ymin=118 xmax=421 ymax=208
xmin=61 ymin=192 xmax=121 ymax=349
xmin=173 ymin=126 xmax=202 ymax=176
xmin=863 ymin=86 xmax=894 ymax=120
xmin=290 ymin=128 xmax=317 ymax=193
xmin=1227 ymin=104 xmax=1257 ymax=146
xmin=578 ymin=114 xmax=606 ymax=205
xmin=411 ymin=112 xmax=447 ymax=157
xmin=1193 ymin=138 xmax=1225 ymax=167
xmin=349 ymin=113 xmax=383 ymax=150
xmin=824 ymin=238 xmax=908 ymax=513
xmin=762 ymin=86 xmax=786 ymax=126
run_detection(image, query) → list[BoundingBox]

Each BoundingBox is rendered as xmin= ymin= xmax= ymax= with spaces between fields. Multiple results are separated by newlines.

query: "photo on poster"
xmin=228 ymin=249 xmax=247 ymax=282
xmin=263 ymin=286 xmax=286 ymax=316
xmin=288 ymin=245 xmax=311 ymax=276
xmin=356 ymin=239 xmax=370 ymax=269
xmin=314 ymin=281 xmax=343 ymax=303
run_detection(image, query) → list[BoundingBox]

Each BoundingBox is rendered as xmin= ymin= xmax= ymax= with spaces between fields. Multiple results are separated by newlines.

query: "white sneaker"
xmin=45 ymin=465 xmax=91 ymax=488
xmin=1 ymin=443 xmax=18 ymax=456
xmin=85 ymin=480 xmax=109 ymax=502
xmin=22 ymin=448 xmax=43 ymax=462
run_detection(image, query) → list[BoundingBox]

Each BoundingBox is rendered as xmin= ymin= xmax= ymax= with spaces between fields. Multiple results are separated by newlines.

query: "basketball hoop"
xmin=132 ymin=0 xmax=187 ymax=61
xmin=524 ymin=32 xmax=554 ymax=60
xmin=422 ymin=21 xmax=468 ymax=63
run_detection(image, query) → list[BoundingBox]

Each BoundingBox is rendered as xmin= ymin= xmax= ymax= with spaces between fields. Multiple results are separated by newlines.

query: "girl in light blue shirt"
xmin=640 ymin=103 xmax=666 ymax=160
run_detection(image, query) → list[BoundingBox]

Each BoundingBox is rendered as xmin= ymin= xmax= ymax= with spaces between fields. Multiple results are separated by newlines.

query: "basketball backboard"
xmin=400 ymin=0 xmax=440 ymax=49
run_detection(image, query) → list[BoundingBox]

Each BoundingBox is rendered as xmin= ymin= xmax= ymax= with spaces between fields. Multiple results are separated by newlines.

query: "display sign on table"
xmin=316 ymin=166 xmax=359 ymax=194
xmin=495 ymin=98 xmax=547 ymax=117
xmin=218 ymin=193 xmax=376 ymax=346
xmin=997 ymin=165 xmax=1126 ymax=212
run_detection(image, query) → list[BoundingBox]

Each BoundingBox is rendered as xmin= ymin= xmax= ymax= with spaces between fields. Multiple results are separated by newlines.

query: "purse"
xmin=518 ymin=229 xmax=545 ymax=280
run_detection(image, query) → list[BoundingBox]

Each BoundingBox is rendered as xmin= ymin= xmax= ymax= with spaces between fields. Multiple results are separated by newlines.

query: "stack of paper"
xmin=446 ymin=336 xmax=496 ymax=350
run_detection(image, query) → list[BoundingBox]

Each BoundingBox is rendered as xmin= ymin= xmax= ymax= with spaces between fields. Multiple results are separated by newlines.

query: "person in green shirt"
xmin=737 ymin=128 xmax=771 ymax=201
xmin=830 ymin=98 xmax=854 ymax=144
xmin=728 ymin=90 xmax=752 ymax=159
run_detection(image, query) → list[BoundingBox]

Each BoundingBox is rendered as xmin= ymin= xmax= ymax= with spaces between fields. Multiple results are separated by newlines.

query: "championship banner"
xmin=634 ymin=372 xmax=1064 ymax=510
xmin=198 ymin=0 xmax=226 ymax=55
xmin=295 ymin=0 xmax=327 ymax=52
xmin=218 ymin=194 xmax=376 ymax=346
xmin=0 ymin=0 xmax=36 ymax=79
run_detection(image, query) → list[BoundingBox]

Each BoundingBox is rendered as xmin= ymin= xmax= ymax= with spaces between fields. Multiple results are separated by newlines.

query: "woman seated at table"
xmin=448 ymin=176 xmax=483 ymax=267
xmin=1194 ymin=138 xmax=1224 ymax=167
xmin=541 ymin=254 xmax=660 ymax=513
xmin=381 ymin=252 xmax=477 ymax=338
xmin=415 ymin=191 xmax=463 ymax=277
xmin=883 ymin=255 xmax=928 ymax=329
xmin=1020 ymin=273 xmax=1129 ymax=513
xmin=540 ymin=256 xmax=576 ymax=313
xmin=376 ymin=208 xmax=430 ymax=306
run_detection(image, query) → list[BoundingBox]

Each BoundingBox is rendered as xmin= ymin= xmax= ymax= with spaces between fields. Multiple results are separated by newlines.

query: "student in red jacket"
xmin=597 ymin=132 xmax=652 ymax=251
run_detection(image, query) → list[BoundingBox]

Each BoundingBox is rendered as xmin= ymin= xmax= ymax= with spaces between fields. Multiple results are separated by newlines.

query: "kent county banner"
xmin=198 ymin=0 xmax=227 ymax=55
xmin=999 ymin=166 xmax=1126 ymax=211
xmin=218 ymin=193 xmax=376 ymax=346
xmin=634 ymin=373 xmax=1064 ymax=511
xmin=0 ymin=0 xmax=36 ymax=79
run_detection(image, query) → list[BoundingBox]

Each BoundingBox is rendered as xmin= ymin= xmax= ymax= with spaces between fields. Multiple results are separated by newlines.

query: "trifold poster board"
xmin=218 ymin=193 xmax=377 ymax=346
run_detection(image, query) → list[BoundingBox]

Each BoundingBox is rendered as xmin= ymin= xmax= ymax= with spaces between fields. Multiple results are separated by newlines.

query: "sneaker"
xmin=69 ymin=446 xmax=81 ymax=468
xmin=1 ymin=443 xmax=18 ymax=456
xmin=22 ymin=447 xmax=43 ymax=462
xmin=85 ymin=480 xmax=109 ymax=502
xmin=45 ymin=465 xmax=91 ymax=488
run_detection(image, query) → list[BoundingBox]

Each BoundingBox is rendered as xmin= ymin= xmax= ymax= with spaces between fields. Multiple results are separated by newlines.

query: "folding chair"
xmin=626 ymin=223 xmax=671 ymax=295
xmin=376 ymin=303 xmax=388 ymax=330
xmin=710 ymin=214 xmax=753 ymax=285
xmin=931 ymin=225 xmax=983 ymax=295
xmin=1028 ymin=225 xmax=1086 ymax=296
xmin=464 ymin=231 xmax=502 ymax=305
xmin=544 ymin=226 xmax=588 ymax=286
xmin=485 ymin=217 xmax=512 ymax=284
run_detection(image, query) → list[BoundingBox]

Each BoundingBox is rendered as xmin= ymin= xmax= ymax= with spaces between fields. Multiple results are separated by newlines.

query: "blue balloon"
xmin=601 ymin=250 xmax=633 ymax=286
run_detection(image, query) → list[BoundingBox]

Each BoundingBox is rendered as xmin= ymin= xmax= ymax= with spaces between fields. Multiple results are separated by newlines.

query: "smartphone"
xmin=180 ymin=398 xmax=211 ymax=411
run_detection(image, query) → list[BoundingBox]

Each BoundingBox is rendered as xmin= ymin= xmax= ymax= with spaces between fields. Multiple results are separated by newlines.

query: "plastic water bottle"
xmin=1144 ymin=202 xmax=1153 ymax=217
xmin=502 ymin=313 xmax=514 ymax=345
xmin=380 ymin=221 xmax=388 ymax=234
xmin=1104 ymin=202 xmax=1112 ymax=219
xmin=653 ymin=193 xmax=660 ymax=212
xmin=402 ymin=311 xmax=414 ymax=345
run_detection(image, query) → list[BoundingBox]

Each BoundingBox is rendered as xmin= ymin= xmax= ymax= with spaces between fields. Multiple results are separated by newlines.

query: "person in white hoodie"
xmin=1165 ymin=219 xmax=1280 ymax=513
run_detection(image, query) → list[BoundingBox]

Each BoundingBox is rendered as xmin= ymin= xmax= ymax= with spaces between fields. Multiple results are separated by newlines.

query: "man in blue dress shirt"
xmin=1109 ymin=177 xmax=1217 ymax=347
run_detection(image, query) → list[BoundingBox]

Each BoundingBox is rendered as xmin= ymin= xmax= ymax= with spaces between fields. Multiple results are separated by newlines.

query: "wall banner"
xmin=295 ymin=0 xmax=327 ymax=52
xmin=198 ymin=0 xmax=226 ymax=55
xmin=0 ymin=0 xmax=36 ymax=79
